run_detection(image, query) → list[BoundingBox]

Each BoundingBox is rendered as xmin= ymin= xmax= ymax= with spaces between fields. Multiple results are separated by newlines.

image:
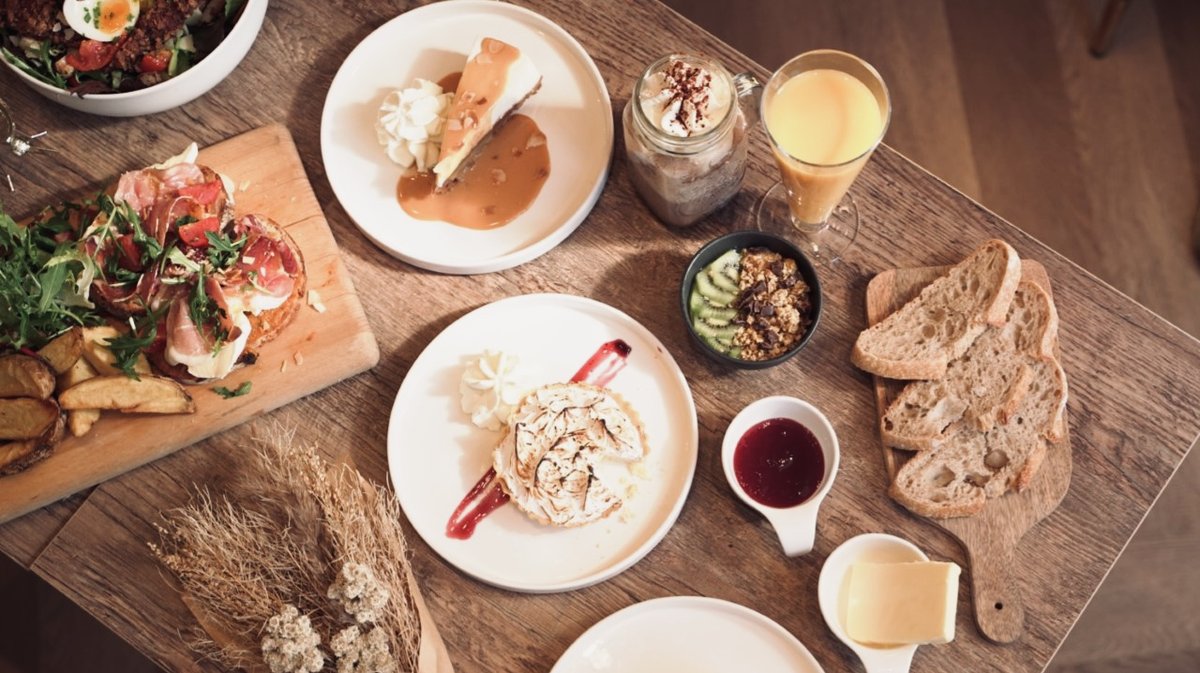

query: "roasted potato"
xmin=0 ymin=397 xmax=61 ymax=440
xmin=56 ymin=357 xmax=102 ymax=437
xmin=57 ymin=355 xmax=99 ymax=391
xmin=67 ymin=408 xmax=102 ymax=437
xmin=36 ymin=327 xmax=85 ymax=375
xmin=0 ymin=414 xmax=65 ymax=476
xmin=59 ymin=375 xmax=195 ymax=415
xmin=0 ymin=354 xmax=56 ymax=399
xmin=81 ymin=326 xmax=152 ymax=377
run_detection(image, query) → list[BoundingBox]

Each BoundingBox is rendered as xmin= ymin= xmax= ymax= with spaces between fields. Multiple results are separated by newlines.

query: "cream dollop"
xmin=639 ymin=59 xmax=733 ymax=138
xmin=376 ymin=79 xmax=453 ymax=173
xmin=459 ymin=351 xmax=529 ymax=431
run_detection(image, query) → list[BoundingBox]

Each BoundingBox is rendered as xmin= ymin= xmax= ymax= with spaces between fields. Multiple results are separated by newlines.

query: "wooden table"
xmin=2 ymin=1 xmax=1198 ymax=671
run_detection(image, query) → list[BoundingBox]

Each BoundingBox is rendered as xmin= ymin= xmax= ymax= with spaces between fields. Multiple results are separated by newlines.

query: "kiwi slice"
xmin=694 ymin=270 xmax=736 ymax=305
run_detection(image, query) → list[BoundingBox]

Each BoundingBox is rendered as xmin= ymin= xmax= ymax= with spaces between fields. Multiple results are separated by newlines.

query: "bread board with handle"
xmin=864 ymin=259 xmax=1072 ymax=644
xmin=0 ymin=124 xmax=380 ymax=524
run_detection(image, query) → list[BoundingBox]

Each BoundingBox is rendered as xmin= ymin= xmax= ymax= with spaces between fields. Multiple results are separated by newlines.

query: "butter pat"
xmin=845 ymin=561 xmax=961 ymax=646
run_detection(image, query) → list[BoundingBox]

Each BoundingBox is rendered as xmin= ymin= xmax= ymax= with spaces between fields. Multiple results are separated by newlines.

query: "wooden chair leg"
xmin=1090 ymin=0 xmax=1132 ymax=57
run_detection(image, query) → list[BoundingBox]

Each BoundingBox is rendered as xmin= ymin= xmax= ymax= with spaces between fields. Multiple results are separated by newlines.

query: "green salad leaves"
xmin=0 ymin=202 xmax=101 ymax=350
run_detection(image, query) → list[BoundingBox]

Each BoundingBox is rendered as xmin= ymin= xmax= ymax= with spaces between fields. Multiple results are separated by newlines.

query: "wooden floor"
xmin=2 ymin=0 xmax=1198 ymax=671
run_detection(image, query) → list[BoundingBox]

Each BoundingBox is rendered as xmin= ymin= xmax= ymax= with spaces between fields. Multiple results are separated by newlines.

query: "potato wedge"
xmin=81 ymin=326 xmax=153 ymax=377
xmin=0 ymin=414 xmax=65 ymax=476
xmin=0 ymin=354 xmax=56 ymax=400
xmin=36 ymin=327 xmax=84 ymax=375
xmin=67 ymin=408 xmax=101 ymax=437
xmin=0 ymin=397 xmax=61 ymax=440
xmin=59 ymin=375 xmax=195 ymax=414
xmin=57 ymin=355 xmax=98 ymax=391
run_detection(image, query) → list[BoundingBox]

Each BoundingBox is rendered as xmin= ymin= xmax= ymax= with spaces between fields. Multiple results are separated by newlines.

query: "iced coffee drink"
xmin=623 ymin=55 xmax=756 ymax=227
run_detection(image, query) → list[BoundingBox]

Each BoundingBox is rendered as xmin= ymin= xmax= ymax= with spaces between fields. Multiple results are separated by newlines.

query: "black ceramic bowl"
xmin=681 ymin=231 xmax=822 ymax=369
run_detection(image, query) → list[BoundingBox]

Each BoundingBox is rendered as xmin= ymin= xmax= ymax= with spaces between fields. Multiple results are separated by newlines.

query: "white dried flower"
xmin=261 ymin=605 xmax=324 ymax=673
xmin=331 ymin=625 xmax=396 ymax=673
xmin=327 ymin=562 xmax=390 ymax=624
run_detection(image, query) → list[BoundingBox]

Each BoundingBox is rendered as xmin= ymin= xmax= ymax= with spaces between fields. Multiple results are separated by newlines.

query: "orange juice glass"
xmin=757 ymin=50 xmax=890 ymax=261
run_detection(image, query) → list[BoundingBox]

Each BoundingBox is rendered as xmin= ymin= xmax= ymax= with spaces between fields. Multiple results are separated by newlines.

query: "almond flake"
xmin=293 ymin=351 xmax=304 ymax=366
xmin=306 ymin=289 xmax=327 ymax=313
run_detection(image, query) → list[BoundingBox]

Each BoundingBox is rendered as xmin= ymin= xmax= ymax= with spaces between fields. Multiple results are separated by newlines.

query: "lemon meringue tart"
xmin=493 ymin=383 xmax=647 ymax=527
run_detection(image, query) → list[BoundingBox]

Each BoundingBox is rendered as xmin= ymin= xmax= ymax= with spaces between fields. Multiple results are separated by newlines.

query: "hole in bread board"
xmin=994 ymin=602 xmax=1004 ymax=611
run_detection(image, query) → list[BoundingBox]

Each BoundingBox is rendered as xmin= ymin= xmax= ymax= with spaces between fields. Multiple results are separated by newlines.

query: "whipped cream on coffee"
xmin=639 ymin=59 xmax=733 ymax=137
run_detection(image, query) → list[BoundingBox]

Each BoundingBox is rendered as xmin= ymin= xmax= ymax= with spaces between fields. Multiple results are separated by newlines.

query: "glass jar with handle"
xmin=623 ymin=54 xmax=760 ymax=228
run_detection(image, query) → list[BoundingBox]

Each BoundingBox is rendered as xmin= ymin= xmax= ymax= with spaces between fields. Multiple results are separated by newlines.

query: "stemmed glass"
xmin=755 ymin=50 xmax=891 ymax=262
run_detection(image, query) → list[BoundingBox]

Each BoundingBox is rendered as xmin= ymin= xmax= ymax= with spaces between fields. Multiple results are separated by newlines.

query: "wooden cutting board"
xmin=0 ymin=124 xmax=379 ymax=524
xmin=864 ymin=260 xmax=1072 ymax=644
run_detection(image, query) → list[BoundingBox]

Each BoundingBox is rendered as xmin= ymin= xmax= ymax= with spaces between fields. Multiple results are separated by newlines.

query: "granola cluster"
xmin=732 ymin=249 xmax=813 ymax=360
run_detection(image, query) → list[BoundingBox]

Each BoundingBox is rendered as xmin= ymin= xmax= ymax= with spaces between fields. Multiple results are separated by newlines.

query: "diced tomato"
xmin=65 ymin=39 xmax=120 ymax=73
xmin=138 ymin=51 xmax=171 ymax=74
xmin=176 ymin=181 xmax=223 ymax=206
xmin=178 ymin=217 xmax=220 ymax=247
xmin=116 ymin=234 xmax=143 ymax=271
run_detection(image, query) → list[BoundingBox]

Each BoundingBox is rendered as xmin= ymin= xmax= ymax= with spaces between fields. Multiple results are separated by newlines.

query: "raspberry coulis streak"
xmin=445 ymin=340 xmax=632 ymax=539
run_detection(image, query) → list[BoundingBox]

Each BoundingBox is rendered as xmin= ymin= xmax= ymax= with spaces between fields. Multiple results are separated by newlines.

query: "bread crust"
xmin=877 ymin=260 xmax=1070 ymax=520
xmin=853 ymin=239 xmax=1021 ymax=380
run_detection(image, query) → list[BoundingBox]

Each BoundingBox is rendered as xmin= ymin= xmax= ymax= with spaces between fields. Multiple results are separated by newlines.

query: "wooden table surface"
xmin=2 ymin=1 xmax=1199 ymax=672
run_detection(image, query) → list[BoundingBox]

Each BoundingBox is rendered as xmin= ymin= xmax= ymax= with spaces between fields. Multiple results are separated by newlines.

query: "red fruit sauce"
xmin=445 ymin=339 xmax=632 ymax=539
xmin=734 ymin=418 xmax=825 ymax=508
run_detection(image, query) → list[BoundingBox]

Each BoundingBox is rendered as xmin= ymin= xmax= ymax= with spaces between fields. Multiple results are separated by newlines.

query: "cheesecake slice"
xmin=433 ymin=37 xmax=543 ymax=189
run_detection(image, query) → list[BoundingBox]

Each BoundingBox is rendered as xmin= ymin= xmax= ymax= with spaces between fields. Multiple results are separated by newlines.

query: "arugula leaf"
xmin=205 ymin=230 xmax=245 ymax=270
xmin=212 ymin=381 xmax=252 ymax=399
xmin=105 ymin=329 xmax=154 ymax=380
xmin=0 ymin=202 xmax=101 ymax=349
xmin=187 ymin=271 xmax=229 ymax=354
xmin=166 ymin=246 xmax=202 ymax=274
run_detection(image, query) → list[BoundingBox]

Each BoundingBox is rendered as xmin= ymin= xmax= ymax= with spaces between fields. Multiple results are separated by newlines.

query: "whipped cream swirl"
xmin=459 ymin=350 xmax=529 ymax=431
xmin=639 ymin=59 xmax=733 ymax=138
xmin=376 ymin=79 xmax=453 ymax=173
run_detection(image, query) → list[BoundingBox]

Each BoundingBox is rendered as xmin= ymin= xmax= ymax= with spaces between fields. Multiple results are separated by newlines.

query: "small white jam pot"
xmin=721 ymin=396 xmax=839 ymax=556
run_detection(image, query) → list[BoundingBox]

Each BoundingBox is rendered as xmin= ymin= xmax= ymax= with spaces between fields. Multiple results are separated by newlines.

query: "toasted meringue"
xmin=493 ymin=383 xmax=647 ymax=527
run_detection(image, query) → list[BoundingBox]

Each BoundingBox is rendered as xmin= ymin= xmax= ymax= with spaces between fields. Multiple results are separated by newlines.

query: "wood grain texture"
xmin=662 ymin=1 xmax=1200 ymax=670
xmin=0 ymin=125 xmax=380 ymax=525
xmin=864 ymin=260 xmax=1071 ymax=643
xmin=0 ymin=2 xmax=1198 ymax=673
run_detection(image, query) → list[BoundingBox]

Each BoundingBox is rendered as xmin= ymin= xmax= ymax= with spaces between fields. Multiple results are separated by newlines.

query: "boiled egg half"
xmin=63 ymin=0 xmax=140 ymax=43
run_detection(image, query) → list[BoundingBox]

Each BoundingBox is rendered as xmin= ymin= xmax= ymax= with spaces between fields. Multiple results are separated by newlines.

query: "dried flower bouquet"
xmin=150 ymin=430 xmax=452 ymax=673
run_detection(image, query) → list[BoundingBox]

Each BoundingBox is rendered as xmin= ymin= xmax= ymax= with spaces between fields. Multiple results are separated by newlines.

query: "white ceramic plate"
xmin=551 ymin=596 xmax=827 ymax=673
xmin=320 ymin=0 xmax=612 ymax=274
xmin=387 ymin=294 xmax=697 ymax=592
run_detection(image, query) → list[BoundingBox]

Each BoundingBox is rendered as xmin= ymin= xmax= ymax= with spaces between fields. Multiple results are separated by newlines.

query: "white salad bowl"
xmin=0 ymin=0 xmax=268 ymax=117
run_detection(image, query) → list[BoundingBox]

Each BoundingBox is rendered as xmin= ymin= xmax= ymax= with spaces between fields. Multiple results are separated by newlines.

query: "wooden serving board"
xmin=0 ymin=124 xmax=379 ymax=524
xmin=865 ymin=260 xmax=1072 ymax=644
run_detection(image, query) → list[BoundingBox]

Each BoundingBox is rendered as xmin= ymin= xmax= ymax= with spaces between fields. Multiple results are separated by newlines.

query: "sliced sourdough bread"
xmin=881 ymin=280 xmax=1060 ymax=451
xmin=890 ymin=356 xmax=1068 ymax=518
xmin=852 ymin=239 xmax=1022 ymax=380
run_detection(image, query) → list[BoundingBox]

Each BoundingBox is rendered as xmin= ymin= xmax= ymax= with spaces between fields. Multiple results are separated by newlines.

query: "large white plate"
xmin=387 ymin=294 xmax=698 ymax=592
xmin=320 ymin=0 xmax=612 ymax=274
xmin=551 ymin=596 xmax=827 ymax=673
